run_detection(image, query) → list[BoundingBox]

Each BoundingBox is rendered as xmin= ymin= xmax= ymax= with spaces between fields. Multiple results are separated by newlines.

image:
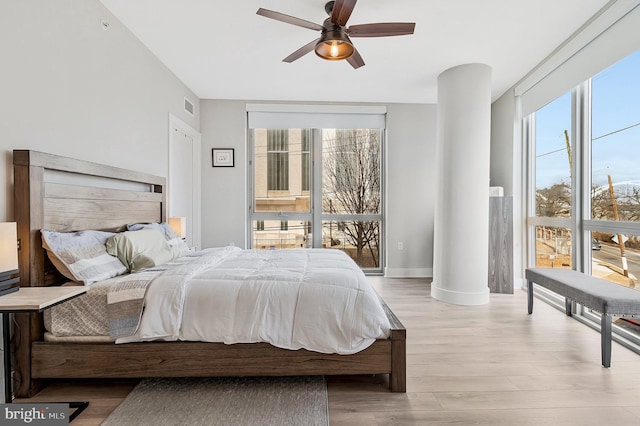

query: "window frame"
xmin=525 ymin=56 xmax=640 ymax=351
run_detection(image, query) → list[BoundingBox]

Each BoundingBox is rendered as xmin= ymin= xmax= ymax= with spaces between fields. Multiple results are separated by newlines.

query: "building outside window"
xmin=301 ymin=129 xmax=310 ymax=192
xmin=267 ymin=129 xmax=289 ymax=191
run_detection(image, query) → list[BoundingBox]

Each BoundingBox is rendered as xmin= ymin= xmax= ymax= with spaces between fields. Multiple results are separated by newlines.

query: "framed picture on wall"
xmin=212 ymin=148 xmax=234 ymax=167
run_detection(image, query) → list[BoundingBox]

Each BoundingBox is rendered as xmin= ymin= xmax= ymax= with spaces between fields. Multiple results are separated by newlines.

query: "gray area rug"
xmin=101 ymin=376 xmax=329 ymax=426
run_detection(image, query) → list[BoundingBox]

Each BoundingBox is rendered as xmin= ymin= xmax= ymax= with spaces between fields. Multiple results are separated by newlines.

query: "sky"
xmin=535 ymin=49 xmax=640 ymax=190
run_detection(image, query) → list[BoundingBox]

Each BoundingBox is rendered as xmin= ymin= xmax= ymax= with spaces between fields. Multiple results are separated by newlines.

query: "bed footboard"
xmin=31 ymin=340 xmax=389 ymax=378
xmin=29 ymin=300 xmax=406 ymax=394
xmin=26 ymin=300 xmax=406 ymax=395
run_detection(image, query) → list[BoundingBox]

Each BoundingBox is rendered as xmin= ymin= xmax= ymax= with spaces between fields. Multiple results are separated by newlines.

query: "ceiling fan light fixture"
xmin=257 ymin=1 xmax=415 ymax=69
xmin=314 ymin=30 xmax=354 ymax=60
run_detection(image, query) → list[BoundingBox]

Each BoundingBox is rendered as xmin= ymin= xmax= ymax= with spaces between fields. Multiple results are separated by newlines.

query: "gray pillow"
xmin=127 ymin=222 xmax=178 ymax=239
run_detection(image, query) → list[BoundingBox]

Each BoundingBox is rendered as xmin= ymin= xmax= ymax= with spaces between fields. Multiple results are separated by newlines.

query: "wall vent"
xmin=184 ymin=97 xmax=194 ymax=116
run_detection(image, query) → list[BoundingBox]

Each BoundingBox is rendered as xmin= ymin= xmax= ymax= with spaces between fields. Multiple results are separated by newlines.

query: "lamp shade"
xmin=168 ymin=217 xmax=186 ymax=239
xmin=314 ymin=30 xmax=354 ymax=60
xmin=0 ymin=222 xmax=18 ymax=273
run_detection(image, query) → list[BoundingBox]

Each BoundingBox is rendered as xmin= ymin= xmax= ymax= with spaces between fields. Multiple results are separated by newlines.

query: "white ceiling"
xmin=99 ymin=0 xmax=610 ymax=104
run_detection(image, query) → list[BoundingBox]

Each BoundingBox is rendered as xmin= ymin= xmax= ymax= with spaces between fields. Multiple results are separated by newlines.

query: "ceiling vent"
xmin=184 ymin=97 xmax=194 ymax=116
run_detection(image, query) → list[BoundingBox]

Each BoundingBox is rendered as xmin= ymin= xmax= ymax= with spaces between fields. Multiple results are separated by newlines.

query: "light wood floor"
xmin=17 ymin=277 xmax=640 ymax=425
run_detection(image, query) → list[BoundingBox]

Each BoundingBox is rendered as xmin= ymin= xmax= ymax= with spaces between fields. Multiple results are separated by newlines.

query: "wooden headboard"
xmin=13 ymin=150 xmax=166 ymax=289
xmin=12 ymin=150 xmax=166 ymax=396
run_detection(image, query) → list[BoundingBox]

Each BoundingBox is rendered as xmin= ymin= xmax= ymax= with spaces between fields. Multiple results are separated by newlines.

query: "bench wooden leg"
xmin=527 ymin=280 xmax=533 ymax=314
xmin=601 ymin=314 xmax=612 ymax=368
xmin=565 ymin=298 xmax=572 ymax=316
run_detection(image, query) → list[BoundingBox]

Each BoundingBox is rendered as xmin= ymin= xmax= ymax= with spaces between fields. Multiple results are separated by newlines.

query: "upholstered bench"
xmin=526 ymin=267 xmax=640 ymax=367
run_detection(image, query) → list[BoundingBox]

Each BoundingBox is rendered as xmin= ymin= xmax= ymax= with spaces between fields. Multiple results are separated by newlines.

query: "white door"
xmin=169 ymin=114 xmax=201 ymax=249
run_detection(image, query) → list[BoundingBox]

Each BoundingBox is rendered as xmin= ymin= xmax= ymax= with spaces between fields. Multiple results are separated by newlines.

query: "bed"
xmin=11 ymin=150 xmax=406 ymax=398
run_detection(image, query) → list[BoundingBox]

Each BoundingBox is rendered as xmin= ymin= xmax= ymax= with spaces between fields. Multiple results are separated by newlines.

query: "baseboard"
xmin=384 ymin=267 xmax=433 ymax=278
xmin=431 ymin=283 xmax=490 ymax=306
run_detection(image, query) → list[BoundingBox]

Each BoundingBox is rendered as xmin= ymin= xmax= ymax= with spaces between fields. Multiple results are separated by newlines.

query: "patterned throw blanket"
xmin=106 ymin=270 xmax=160 ymax=338
xmin=106 ymin=252 xmax=219 ymax=339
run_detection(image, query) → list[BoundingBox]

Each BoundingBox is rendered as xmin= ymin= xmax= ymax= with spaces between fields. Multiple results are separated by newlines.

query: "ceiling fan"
xmin=256 ymin=0 xmax=415 ymax=69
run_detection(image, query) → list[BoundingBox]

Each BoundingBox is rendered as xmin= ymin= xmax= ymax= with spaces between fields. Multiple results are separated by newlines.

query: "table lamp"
xmin=168 ymin=217 xmax=186 ymax=240
xmin=0 ymin=222 xmax=19 ymax=296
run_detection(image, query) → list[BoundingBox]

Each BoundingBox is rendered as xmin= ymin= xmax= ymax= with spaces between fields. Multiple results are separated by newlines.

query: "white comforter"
xmin=117 ymin=247 xmax=391 ymax=355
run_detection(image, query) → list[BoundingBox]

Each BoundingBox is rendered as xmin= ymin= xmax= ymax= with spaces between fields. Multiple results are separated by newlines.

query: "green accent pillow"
xmin=106 ymin=228 xmax=174 ymax=273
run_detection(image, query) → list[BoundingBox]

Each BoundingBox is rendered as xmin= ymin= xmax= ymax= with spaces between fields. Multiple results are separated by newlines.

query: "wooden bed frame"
xmin=12 ymin=149 xmax=406 ymax=398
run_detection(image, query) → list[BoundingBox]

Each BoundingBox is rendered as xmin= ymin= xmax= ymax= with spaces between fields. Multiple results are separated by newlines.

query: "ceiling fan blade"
xmin=348 ymin=22 xmax=416 ymax=37
xmin=283 ymin=38 xmax=321 ymax=63
xmin=346 ymin=47 xmax=365 ymax=69
xmin=331 ymin=0 xmax=358 ymax=27
xmin=257 ymin=8 xmax=323 ymax=31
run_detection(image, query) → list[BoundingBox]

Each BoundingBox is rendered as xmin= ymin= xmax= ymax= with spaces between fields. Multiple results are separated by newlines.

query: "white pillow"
xmin=168 ymin=237 xmax=190 ymax=258
xmin=41 ymin=229 xmax=128 ymax=285
xmin=127 ymin=222 xmax=190 ymax=258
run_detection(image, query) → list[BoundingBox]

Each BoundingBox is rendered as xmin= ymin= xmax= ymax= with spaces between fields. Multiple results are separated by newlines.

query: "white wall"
xmin=199 ymin=100 xmax=437 ymax=276
xmin=200 ymin=100 xmax=248 ymax=249
xmin=385 ymin=104 xmax=436 ymax=277
xmin=0 ymin=0 xmax=199 ymax=222
xmin=490 ymin=94 xmax=516 ymax=196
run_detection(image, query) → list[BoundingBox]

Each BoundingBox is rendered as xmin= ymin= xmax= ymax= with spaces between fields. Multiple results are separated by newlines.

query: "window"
xmin=254 ymin=129 xmax=310 ymax=214
xmin=253 ymin=128 xmax=312 ymax=249
xmin=534 ymin=93 xmax=572 ymax=219
xmin=322 ymin=129 xmax=381 ymax=267
xmin=587 ymin=51 xmax=640 ymax=310
xmin=527 ymin=90 xmax=575 ymax=270
xmin=591 ymin=53 xmax=640 ymax=222
xmin=251 ymin=220 xmax=308 ymax=249
xmin=589 ymin=52 xmax=640 ymax=287
xmin=534 ymin=225 xmax=572 ymax=269
xmin=526 ymin=49 xmax=640 ymax=345
xmin=250 ymin=126 xmax=384 ymax=271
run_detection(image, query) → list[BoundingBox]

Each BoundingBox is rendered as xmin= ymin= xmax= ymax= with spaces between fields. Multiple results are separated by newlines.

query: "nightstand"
xmin=0 ymin=286 xmax=88 ymax=421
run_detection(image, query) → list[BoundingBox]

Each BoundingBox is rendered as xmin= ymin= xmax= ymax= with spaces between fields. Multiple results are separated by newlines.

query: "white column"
xmin=432 ymin=63 xmax=492 ymax=305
